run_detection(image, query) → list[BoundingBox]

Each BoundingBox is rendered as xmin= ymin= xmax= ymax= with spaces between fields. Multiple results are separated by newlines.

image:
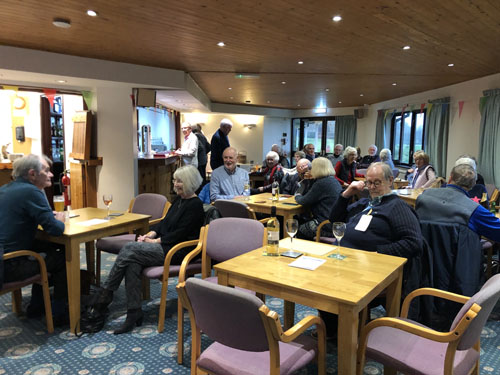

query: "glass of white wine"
xmin=329 ymin=222 xmax=346 ymax=260
xmin=285 ymin=219 xmax=299 ymax=251
xmin=103 ymin=194 xmax=113 ymax=220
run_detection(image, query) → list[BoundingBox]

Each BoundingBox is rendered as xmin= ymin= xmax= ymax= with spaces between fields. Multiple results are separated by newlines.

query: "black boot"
xmin=94 ymin=289 xmax=113 ymax=313
xmin=113 ymin=309 xmax=143 ymax=335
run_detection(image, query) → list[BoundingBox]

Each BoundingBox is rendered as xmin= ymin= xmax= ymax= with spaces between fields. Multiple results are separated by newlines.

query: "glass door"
xmin=290 ymin=117 xmax=336 ymax=161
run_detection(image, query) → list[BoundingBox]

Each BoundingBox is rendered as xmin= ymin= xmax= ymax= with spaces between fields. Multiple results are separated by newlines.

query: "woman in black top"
xmin=95 ymin=165 xmax=204 ymax=334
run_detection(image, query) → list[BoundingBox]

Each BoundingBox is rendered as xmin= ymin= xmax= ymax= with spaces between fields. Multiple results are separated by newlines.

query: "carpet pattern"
xmin=0 ymin=252 xmax=499 ymax=374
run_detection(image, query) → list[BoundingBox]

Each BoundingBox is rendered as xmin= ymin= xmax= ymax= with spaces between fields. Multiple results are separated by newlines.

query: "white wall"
xmin=62 ymin=94 xmax=84 ymax=170
xmin=262 ymin=117 xmax=291 ymax=159
xmin=138 ymin=107 xmax=175 ymax=151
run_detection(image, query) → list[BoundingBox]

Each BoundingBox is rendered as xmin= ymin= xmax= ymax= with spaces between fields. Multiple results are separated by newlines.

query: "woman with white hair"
xmin=379 ymin=148 xmax=395 ymax=169
xmin=455 ymin=155 xmax=489 ymax=208
xmin=334 ymin=146 xmax=364 ymax=188
xmin=94 ymin=165 xmax=204 ymax=334
xmin=256 ymin=150 xmax=285 ymax=193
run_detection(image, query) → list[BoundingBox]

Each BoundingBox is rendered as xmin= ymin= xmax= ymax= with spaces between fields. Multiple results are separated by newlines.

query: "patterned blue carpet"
xmin=0 ymin=251 xmax=499 ymax=375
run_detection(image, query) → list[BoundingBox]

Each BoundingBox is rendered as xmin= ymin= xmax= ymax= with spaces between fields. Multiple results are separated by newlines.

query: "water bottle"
xmin=243 ymin=180 xmax=250 ymax=200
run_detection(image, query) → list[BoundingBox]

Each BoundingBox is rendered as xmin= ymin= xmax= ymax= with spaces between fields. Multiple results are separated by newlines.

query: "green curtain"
xmin=334 ymin=115 xmax=357 ymax=148
xmin=478 ymin=89 xmax=500 ymax=186
xmin=424 ymin=97 xmax=450 ymax=177
xmin=374 ymin=109 xmax=394 ymax=151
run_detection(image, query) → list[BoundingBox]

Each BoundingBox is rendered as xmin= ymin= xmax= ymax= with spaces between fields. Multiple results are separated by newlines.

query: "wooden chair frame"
xmin=356 ymin=287 xmax=481 ymax=375
xmin=1 ymin=250 xmax=54 ymax=333
xmin=177 ymin=281 xmax=326 ymax=375
xmin=315 ymin=219 xmax=330 ymax=242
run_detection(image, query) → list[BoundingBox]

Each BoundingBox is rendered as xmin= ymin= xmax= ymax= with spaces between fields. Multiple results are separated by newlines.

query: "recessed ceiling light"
xmin=230 ymin=97 xmax=234 ymax=99
xmin=448 ymin=63 xmax=454 ymax=67
xmin=402 ymin=45 xmax=411 ymax=50
xmin=297 ymin=104 xmax=301 ymax=107
xmin=360 ymin=94 xmax=364 ymax=97
xmin=52 ymin=18 xmax=71 ymax=28
xmin=228 ymin=87 xmax=232 ymax=90
xmin=298 ymin=61 xmax=304 ymax=65
xmin=217 ymin=41 xmax=225 ymax=47
xmin=332 ymin=15 xmax=342 ymax=22
xmin=56 ymin=80 xmax=67 ymax=83
xmin=392 ymin=83 xmax=397 ymax=86
xmin=281 ymin=81 xmax=286 ymax=84
xmin=325 ymin=88 xmax=330 ymax=92
xmin=86 ymin=10 xmax=98 ymax=17
xmin=338 ymin=101 xmax=342 ymax=104
xmin=267 ymin=100 xmax=271 ymax=103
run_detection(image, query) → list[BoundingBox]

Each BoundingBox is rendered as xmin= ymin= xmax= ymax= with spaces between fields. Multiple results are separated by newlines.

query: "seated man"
xmin=280 ymin=158 xmax=312 ymax=196
xmin=0 ymin=154 xmax=67 ymax=324
xmin=303 ymin=143 xmax=316 ymax=162
xmin=210 ymin=147 xmax=249 ymax=201
xmin=358 ymin=144 xmax=381 ymax=168
xmin=327 ymin=143 xmax=344 ymax=167
xmin=324 ymin=162 xmax=424 ymax=336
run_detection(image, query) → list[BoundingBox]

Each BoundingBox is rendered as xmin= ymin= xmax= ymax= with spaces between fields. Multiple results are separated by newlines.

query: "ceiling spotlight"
xmin=402 ymin=45 xmax=411 ymax=50
xmin=325 ymin=88 xmax=330 ymax=92
xmin=56 ymin=80 xmax=67 ymax=83
xmin=230 ymin=97 xmax=234 ymax=99
xmin=338 ymin=101 xmax=342 ymax=104
xmin=267 ymin=100 xmax=271 ymax=103
xmin=448 ymin=63 xmax=454 ymax=67
xmin=228 ymin=87 xmax=232 ymax=90
xmin=360 ymin=94 xmax=364 ymax=97
xmin=298 ymin=61 xmax=304 ymax=64
xmin=217 ymin=41 xmax=225 ymax=47
xmin=52 ymin=18 xmax=71 ymax=28
xmin=281 ymin=81 xmax=286 ymax=84
xmin=332 ymin=15 xmax=342 ymax=22
xmin=297 ymin=104 xmax=301 ymax=107
xmin=392 ymin=83 xmax=397 ymax=86
xmin=86 ymin=9 xmax=98 ymax=17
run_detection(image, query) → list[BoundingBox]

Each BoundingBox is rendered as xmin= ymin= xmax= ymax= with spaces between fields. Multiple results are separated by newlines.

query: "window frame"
xmin=389 ymin=109 xmax=427 ymax=166
xmin=290 ymin=116 xmax=336 ymax=165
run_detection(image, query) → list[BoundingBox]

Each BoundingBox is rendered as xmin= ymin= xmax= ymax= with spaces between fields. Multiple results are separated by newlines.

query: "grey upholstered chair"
xmin=1 ymin=250 xmax=54 ymax=333
xmin=176 ymin=217 xmax=267 ymax=364
xmin=95 ymin=193 xmax=169 ymax=285
xmin=178 ymin=277 xmax=326 ymax=375
xmin=213 ymin=199 xmax=257 ymax=219
xmin=357 ymin=274 xmax=500 ymax=375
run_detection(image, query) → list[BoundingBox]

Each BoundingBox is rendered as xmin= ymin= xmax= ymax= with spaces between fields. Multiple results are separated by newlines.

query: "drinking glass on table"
xmin=53 ymin=195 xmax=65 ymax=212
xmin=243 ymin=180 xmax=251 ymax=200
xmin=103 ymin=194 xmax=113 ymax=220
xmin=285 ymin=219 xmax=298 ymax=251
xmin=329 ymin=222 xmax=346 ymax=260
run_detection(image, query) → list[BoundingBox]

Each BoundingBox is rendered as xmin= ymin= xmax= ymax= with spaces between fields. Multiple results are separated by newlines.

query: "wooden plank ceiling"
xmin=0 ymin=0 xmax=499 ymax=109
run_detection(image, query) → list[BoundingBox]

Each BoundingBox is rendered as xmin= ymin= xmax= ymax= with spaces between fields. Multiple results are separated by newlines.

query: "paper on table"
xmin=279 ymin=238 xmax=334 ymax=256
xmin=288 ymin=256 xmax=326 ymax=270
xmin=266 ymin=197 xmax=289 ymax=201
xmin=77 ymin=218 xmax=109 ymax=226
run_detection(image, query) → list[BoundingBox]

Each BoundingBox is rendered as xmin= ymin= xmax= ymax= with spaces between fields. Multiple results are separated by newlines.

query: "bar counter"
xmin=138 ymin=155 xmax=179 ymax=201
xmin=0 ymin=162 xmax=13 ymax=187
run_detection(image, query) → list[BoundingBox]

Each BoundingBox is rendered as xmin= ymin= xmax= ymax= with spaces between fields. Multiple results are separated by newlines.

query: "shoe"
xmin=113 ymin=309 xmax=143 ymax=335
xmin=94 ymin=289 xmax=113 ymax=313
xmin=26 ymin=303 xmax=45 ymax=319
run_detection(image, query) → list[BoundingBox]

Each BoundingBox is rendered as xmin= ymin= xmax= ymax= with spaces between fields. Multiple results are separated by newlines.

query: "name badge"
xmin=355 ymin=214 xmax=372 ymax=232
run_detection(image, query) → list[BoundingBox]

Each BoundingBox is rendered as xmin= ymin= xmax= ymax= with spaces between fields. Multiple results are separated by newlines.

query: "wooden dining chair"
xmin=213 ymin=199 xmax=268 ymax=223
xmin=314 ymin=220 xmax=335 ymax=244
xmin=1 ymin=250 xmax=54 ymax=333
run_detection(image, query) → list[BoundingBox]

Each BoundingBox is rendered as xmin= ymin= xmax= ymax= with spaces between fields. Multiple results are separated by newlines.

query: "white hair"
xmin=379 ymin=148 xmax=392 ymax=161
xmin=266 ymin=151 xmax=279 ymax=162
xmin=455 ymin=157 xmax=476 ymax=171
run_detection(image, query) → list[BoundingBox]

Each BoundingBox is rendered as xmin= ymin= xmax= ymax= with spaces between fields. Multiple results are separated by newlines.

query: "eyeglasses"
xmin=365 ymin=180 xmax=383 ymax=188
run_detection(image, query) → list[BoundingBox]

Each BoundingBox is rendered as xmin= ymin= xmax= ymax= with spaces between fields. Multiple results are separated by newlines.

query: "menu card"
xmin=288 ymin=256 xmax=326 ymax=270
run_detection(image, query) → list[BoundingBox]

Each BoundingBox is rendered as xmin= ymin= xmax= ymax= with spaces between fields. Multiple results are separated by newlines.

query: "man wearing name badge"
xmin=210 ymin=147 xmax=249 ymax=202
xmin=210 ymin=118 xmax=232 ymax=171
xmin=322 ymin=162 xmax=423 ymax=337
xmin=0 ymin=154 xmax=68 ymax=325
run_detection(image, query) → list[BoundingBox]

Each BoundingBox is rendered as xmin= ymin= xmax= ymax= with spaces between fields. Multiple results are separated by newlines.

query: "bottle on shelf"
xmin=265 ymin=205 xmax=280 ymax=256
xmin=271 ymin=180 xmax=279 ymax=202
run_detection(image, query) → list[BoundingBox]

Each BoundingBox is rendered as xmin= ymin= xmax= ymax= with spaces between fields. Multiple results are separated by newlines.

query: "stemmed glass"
xmin=285 ymin=219 xmax=299 ymax=252
xmin=329 ymin=222 xmax=346 ymax=260
xmin=103 ymin=194 xmax=113 ymax=220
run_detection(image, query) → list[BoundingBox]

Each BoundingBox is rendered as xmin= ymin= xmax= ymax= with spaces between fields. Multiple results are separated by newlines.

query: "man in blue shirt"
xmin=0 ymin=154 xmax=67 ymax=323
xmin=210 ymin=119 xmax=232 ymax=170
xmin=210 ymin=147 xmax=249 ymax=201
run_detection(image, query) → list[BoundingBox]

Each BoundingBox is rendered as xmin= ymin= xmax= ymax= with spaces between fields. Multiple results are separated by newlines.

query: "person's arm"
xmin=158 ymin=200 xmax=204 ymax=247
xmin=31 ymin=189 xmax=64 ymax=236
xmin=328 ymin=181 xmax=364 ymax=222
xmin=204 ymin=137 xmax=211 ymax=154
xmin=177 ymin=135 xmax=198 ymax=157
xmin=210 ymin=135 xmax=220 ymax=170
xmin=469 ymin=205 xmax=500 ymax=242
xmin=334 ymin=161 xmax=347 ymax=185
xmin=420 ymin=167 xmax=437 ymax=188
xmin=294 ymin=179 xmax=322 ymax=206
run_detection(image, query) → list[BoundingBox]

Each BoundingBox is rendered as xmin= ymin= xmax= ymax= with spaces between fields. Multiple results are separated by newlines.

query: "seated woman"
xmin=95 ymin=165 xmax=204 ymax=334
xmin=410 ymin=150 xmax=436 ymax=188
xmin=295 ymin=157 xmax=342 ymax=240
xmin=255 ymin=151 xmax=285 ymax=193
xmin=379 ymin=148 xmax=395 ymax=169
xmin=334 ymin=146 xmax=364 ymax=188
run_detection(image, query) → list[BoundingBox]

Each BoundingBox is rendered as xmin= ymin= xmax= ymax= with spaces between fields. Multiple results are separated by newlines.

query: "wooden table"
xmin=393 ymin=188 xmax=424 ymax=208
xmin=393 ymin=179 xmax=409 ymax=189
xmin=37 ymin=207 xmax=150 ymax=333
xmin=233 ymin=193 xmax=305 ymax=237
xmin=214 ymin=239 xmax=407 ymax=375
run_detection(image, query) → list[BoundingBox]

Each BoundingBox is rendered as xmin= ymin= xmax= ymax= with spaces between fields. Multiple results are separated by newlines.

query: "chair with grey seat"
xmin=178 ymin=277 xmax=326 ymax=375
xmin=213 ymin=199 xmax=257 ymax=220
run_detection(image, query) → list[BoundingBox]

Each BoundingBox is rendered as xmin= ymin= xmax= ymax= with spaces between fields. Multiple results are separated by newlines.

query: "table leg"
xmin=338 ymin=304 xmax=358 ymax=375
xmin=66 ymin=239 xmax=81 ymax=334
xmin=385 ymin=268 xmax=403 ymax=317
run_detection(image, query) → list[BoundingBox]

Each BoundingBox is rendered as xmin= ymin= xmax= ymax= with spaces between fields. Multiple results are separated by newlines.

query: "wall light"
xmin=243 ymin=123 xmax=257 ymax=130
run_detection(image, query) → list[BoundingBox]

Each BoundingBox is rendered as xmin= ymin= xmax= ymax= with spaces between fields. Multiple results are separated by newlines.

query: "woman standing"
xmin=334 ymin=146 xmax=363 ymax=188
xmin=95 ymin=165 xmax=204 ymax=334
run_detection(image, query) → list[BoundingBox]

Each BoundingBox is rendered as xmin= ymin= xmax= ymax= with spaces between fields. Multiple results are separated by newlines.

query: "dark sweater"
xmin=329 ymin=193 xmax=423 ymax=259
xmin=295 ymin=176 xmax=342 ymax=222
xmin=151 ymin=196 xmax=204 ymax=254
xmin=210 ymin=129 xmax=230 ymax=170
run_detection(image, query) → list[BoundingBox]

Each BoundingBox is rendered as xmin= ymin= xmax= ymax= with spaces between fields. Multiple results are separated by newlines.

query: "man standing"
xmin=191 ymin=123 xmax=210 ymax=184
xmin=210 ymin=118 xmax=232 ymax=170
xmin=303 ymin=143 xmax=316 ymax=162
xmin=359 ymin=144 xmax=380 ymax=168
xmin=327 ymin=143 xmax=344 ymax=167
xmin=210 ymin=147 xmax=249 ymax=201
xmin=175 ymin=122 xmax=198 ymax=167
xmin=281 ymin=158 xmax=312 ymax=195
xmin=0 ymin=154 xmax=67 ymax=323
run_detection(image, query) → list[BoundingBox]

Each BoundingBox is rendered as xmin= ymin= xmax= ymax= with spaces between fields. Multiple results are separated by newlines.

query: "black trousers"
xmin=3 ymin=241 xmax=67 ymax=302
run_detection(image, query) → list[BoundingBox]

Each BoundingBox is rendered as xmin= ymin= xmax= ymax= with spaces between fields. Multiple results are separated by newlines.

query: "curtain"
xmin=478 ymin=89 xmax=500 ymax=186
xmin=335 ymin=115 xmax=357 ymax=148
xmin=424 ymin=97 xmax=450 ymax=177
xmin=374 ymin=110 xmax=385 ymax=151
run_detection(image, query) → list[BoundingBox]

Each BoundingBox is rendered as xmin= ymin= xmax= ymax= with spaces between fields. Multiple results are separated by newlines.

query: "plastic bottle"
xmin=271 ymin=180 xmax=279 ymax=202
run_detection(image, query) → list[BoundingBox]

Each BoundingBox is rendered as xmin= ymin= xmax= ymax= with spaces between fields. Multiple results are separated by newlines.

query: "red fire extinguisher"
xmin=62 ymin=170 xmax=71 ymax=207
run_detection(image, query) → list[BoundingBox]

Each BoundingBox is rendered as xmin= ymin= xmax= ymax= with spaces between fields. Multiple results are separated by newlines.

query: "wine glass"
xmin=103 ymin=194 xmax=113 ymax=220
xmin=286 ymin=219 xmax=299 ymax=251
xmin=329 ymin=222 xmax=346 ymax=260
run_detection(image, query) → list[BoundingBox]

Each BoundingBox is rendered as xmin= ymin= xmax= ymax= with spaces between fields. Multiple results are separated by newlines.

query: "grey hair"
xmin=191 ymin=123 xmax=202 ymax=133
xmin=173 ymin=165 xmax=202 ymax=196
xmin=311 ymin=157 xmax=335 ymax=178
xmin=297 ymin=158 xmax=312 ymax=170
xmin=450 ymin=164 xmax=476 ymax=191
xmin=379 ymin=148 xmax=392 ymax=161
xmin=334 ymin=144 xmax=343 ymax=149
xmin=455 ymin=156 xmax=477 ymax=170
xmin=343 ymin=146 xmax=357 ymax=158
xmin=367 ymin=162 xmax=393 ymax=181
xmin=266 ymin=151 xmax=279 ymax=162
xmin=12 ymin=154 xmax=51 ymax=180
xmin=369 ymin=144 xmax=378 ymax=153
xmin=294 ymin=151 xmax=306 ymax=159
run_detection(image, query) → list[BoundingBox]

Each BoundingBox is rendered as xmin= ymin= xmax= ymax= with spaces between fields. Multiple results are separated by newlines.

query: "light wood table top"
xmin=214 ymin=239 xmax=406 ymax=375
xmin=37 ymin=207 xmax=150 ymax=333
xmin=393 ymin=188 xmax=424 ymax=208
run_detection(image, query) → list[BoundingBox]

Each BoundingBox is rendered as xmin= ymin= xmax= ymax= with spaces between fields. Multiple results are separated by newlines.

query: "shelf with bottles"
xmin=51 ymin=138 xmax=65 ymax=162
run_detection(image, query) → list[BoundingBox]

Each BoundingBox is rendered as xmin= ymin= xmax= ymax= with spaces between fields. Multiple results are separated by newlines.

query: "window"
xmin=390 ymin=110 xmax=426 ymax=165
xmin=290 ymin=117 xmax=336 ymax=165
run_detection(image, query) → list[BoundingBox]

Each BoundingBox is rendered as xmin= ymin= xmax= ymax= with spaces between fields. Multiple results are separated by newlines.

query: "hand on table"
xmin=53 ymin=211 xmax=66 ymax=223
